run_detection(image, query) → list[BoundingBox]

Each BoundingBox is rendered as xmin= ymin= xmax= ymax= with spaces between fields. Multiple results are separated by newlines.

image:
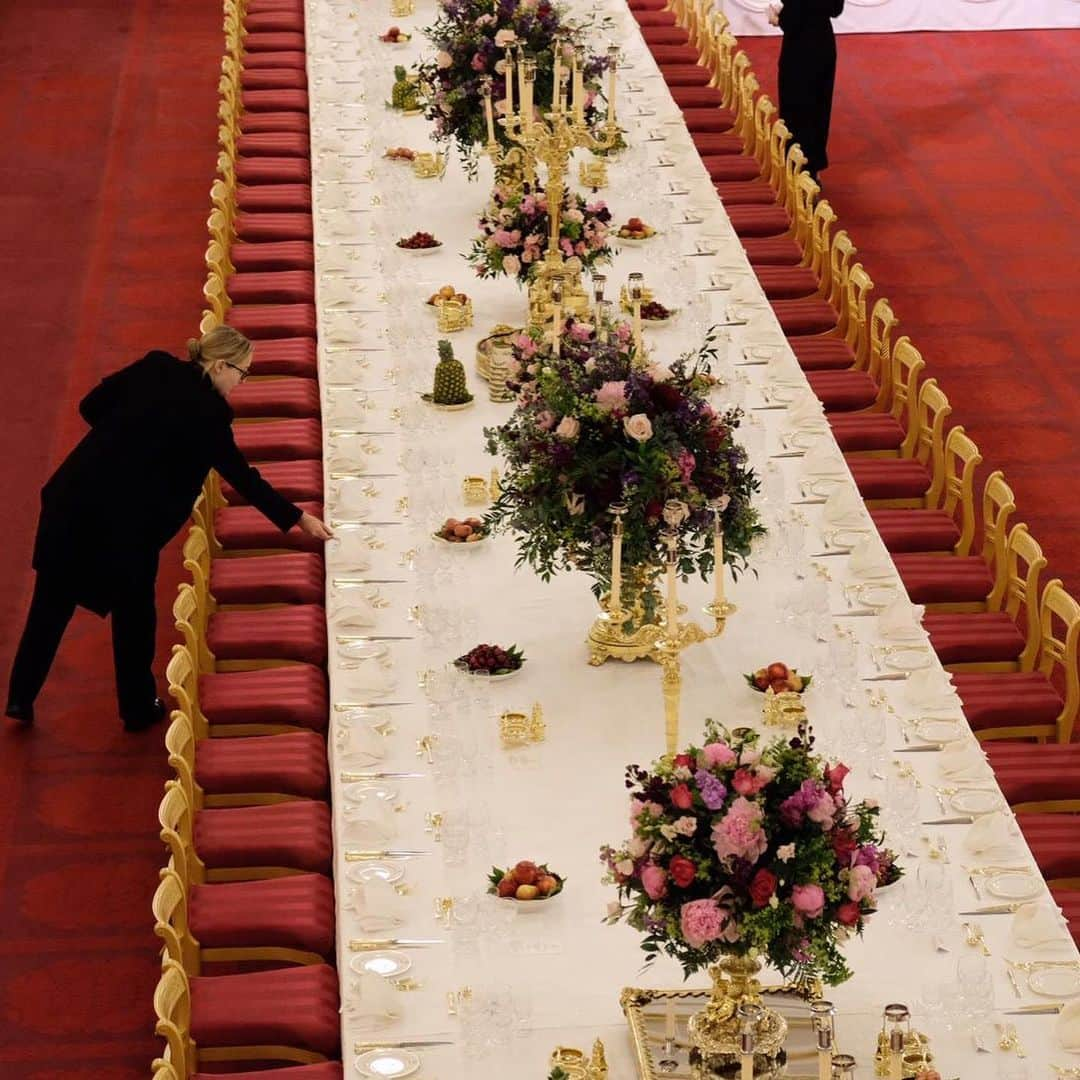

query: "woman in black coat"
xmin=5 ymin=326 xmax=332 ymax=731
xmin=770 ymin=1 xmax=845 ymax=180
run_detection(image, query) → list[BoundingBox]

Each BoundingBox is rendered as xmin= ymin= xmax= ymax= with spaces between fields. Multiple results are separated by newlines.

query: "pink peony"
xmin=470 ymin=52 xmax=487 ymax=72
xmin=560 ymin=237 xmax=575 ymax=257
xmin=806 ymin=789 xmax=837 ymax=829
xmin=493 ymin=228 xmax=521 ymax=249
xmin=536 ymin=410 xmax=555 ymax=431
xmin=501 ymin=254 xmax=521 ymax=277
xmin=680 ymin=899 xmax=727 ymax=949
xmin=792 ymin=883 xmax=826 ymax=919
xmin=623 ymin=414 xmax=653 ymax=442
xmin=641 ymin=863 xmax=668 ymax=901
xmin=568 ymin=321 xmax=593 ymax=343
xmin=555 ymin=416 xmax=580 ymax=440
xmin=701 ymin=742 xmax=737 ymax=768
xmin=513 ymin=333 xmax=537 ymax=359
xmin=594 ymin=381 xmax=627 ymax=410
xmin=711 ymin=797 xmax=768 ymax=864
xmin=847 ymin=863 xmax=877 ymax=903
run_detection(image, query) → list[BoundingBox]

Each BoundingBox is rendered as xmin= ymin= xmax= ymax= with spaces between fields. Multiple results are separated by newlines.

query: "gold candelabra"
xmin=587 ymin=497 xmax=736 ymax=754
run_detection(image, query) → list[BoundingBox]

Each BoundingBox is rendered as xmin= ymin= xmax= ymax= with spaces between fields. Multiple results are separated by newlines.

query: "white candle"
xmin=552 ymin=39 xmax=562 ymax=112
xmin=573 ymin=49 xmax=585 ymax=123
xmin=522 ymin=64 xmax=534 ymax=131
xmin=504 ymin=48 xmax=514 ymax=117
xmin=610 ymin=512 xmax=623 ymax=615
xmin=714 ymin=523 xmax=725 ymax=604
xmin=665 ymin=551 xmax=677 ymax=638
xmin=483 ymin=83 xmax=496 ymax=145
xmin=607 ymin=46 xmax=618 ymax=125
xmin=818 ymin=1051 xmax=831 ymax=1080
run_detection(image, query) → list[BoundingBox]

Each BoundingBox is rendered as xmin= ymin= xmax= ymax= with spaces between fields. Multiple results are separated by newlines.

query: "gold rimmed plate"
xmin=355 ymin=1048 xmax=421 ymax=1078
xmin=1029 ymin=967 xmax=1080 ymax=999
xmin=986 ymin=870 xmax=1043 ymax=902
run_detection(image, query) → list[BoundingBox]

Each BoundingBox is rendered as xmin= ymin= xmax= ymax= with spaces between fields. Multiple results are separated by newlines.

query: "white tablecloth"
xmin=301 ymin=2 xmax=1079 ymax=1075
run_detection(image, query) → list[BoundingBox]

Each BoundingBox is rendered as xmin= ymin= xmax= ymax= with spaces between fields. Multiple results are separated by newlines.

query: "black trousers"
xmin=778 ymin=30 xmax=838 ymax=178
xmin=7 ymin=572 xmax=157 ymax=721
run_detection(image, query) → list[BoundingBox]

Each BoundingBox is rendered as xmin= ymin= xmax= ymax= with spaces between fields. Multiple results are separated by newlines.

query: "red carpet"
xmin=0 ymin=1 xmax=222 ymax=1075
xmin=733 ymin=30 xmax=1080 ymax=598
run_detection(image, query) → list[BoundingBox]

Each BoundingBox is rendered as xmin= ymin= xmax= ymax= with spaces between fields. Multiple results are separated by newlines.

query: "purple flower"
xmin=694 ymin=769 xmax=728 ymax=811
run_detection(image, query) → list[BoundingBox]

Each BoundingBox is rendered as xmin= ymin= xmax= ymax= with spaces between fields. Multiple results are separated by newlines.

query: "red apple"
xmin=496 ymin=876 xmax=517 ymax=897
xmin=766 ymin=662 xmax=790 ymax=681
xmin=513 ymin=860 xmax=538 ymax=885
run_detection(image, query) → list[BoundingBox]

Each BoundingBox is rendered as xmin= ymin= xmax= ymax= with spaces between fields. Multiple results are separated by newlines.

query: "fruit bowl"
xmin=455 ymin=643 xmax=525 ymax=679
xmin=384 ymin=146 xmax=417 ymax=163
xmin=378 ymin=27 xmax=412 ymax=45
xmin=640 ymin=300 xmax=678 ymax=326
xmin=433 ymin=516 xmax=489 ymax=546
xmin=616 ymin=217 xmax=657 ymax=244
xmin=744 ymin=662 xmax=812 ymax=695
xmin=488 ymin=861 xmax=564 ymax=910
xmin=396 ymin=231 xmax=442 ymax=254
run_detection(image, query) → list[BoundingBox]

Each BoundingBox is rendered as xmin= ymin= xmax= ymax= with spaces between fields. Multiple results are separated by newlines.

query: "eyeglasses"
xmin=224 ymin=362 xmax=251 ymax=382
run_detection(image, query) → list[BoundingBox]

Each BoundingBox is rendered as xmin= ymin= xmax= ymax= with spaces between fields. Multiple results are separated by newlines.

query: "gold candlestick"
xmin=811 ymin=1000 xmax=836 ymax=1080
xmin=831 ymin=1054 xmax=856 ymax=1079
xmin=608 ymin=502 xmax=627 ymax=619
xmin=628 ymin=271 xmax=644 ymax=360
xmin=883 ymin=1004 xmax=909 ymax=1080
xmin=738 ymin=1002 xmax=763 ymax=1080
xmin=705 ymin=494 xmax=735 ymax=620
xmin=597 ymin=299 xmax=613 ymax=343
xmin=592 ymin=274 xmax=606 ymax=326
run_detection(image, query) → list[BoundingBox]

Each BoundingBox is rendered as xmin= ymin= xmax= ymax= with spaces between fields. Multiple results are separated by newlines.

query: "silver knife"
xmin=350 ymin=938 xmax=444 ymax=951
xmin=354 ymin=1039 xmax=456 ymax=1051
xmin=344 ymin=849 xmax=430 ymax=860
xmin=958 ymin=903 xmax=1021 ymax=915
xmin=340 ymin=772 xmax=425 ymax=782
xmin=924 ymin=816 xmax=975 ymax=826
xmin=863 ymin=673 xmax=907 ymax=682
xmin=895 ymin=744 xmax=944 ymax=753
xmin=1003 ymin=1002 xmax=1064 ymax=1015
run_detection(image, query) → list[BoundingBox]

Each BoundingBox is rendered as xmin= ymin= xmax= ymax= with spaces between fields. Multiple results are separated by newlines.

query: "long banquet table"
xmin=302 ymin=2 xmax=1078 ymax=1074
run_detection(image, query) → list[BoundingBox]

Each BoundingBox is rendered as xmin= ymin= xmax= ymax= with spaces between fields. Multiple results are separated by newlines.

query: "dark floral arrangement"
xmin=483 ymin=321 xmax=762 ymax=601
xmin=418 ymin=0 xmax=612 ymax=169
xmin=467 ymin=183 xmax=612 ymax=283
xmin=601 ymin=721 xmax=902 ymax=985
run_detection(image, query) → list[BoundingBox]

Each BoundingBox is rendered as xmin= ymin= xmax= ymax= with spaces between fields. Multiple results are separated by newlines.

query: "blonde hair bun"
xmin=189 ymin=325 xmax=252 ymax=368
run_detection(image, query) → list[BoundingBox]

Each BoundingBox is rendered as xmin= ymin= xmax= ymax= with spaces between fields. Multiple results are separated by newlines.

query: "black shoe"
xmin=122 ymin=697 xmax=167 ymax=733
xmin=5 ymin=700 xmax=34 ymax=726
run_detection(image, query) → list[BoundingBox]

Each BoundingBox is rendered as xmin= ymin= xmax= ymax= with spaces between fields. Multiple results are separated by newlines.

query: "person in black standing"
xmin=5 ymin=326 xmax=332 ymax=731
xmin=769 ymin=1 xmax=845 ymax=181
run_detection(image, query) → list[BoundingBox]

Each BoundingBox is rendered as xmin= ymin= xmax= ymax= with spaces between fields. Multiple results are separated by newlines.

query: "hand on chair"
xmin=298 ymin=511 xmax=334 ymax=541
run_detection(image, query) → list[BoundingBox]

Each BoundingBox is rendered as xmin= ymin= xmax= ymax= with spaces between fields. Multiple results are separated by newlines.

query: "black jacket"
xmin=779 ymin=0 xmax=844 ymax=35
xmin=33 ymin=350 xmax=302 ymax=614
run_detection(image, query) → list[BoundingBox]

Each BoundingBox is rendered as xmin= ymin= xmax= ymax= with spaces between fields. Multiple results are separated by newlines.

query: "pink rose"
xmin=623 ymin=413 xmax=653 ymax=442
xmin=436 ymin=50 xmax=453 ymax=69
xmin=836 ymin=900 xmax=862 ymax=927
xmin=824 ymin=762 xmax=850 ymax=793
xmin=501 ymin=254 xmax=522 ymax=277
xmin=555 ymin=416 xmax=580 ymax=440
xmin=847 ymin=863 xmax=876 ymax=903
xmin=641 ymin=863 xmax=668 ymax=901
xmin=568 ymin=321 xmax=593 ymax=343
xmin=732 ymin=767 xmax=769 ymax=797
xmin=470 ymin=52 xmax=487 ymax=72
xmin=536 ymin=410 xmax=555 ymax=431
xmin=701 ymin=742 xmax=736 ymax=767
xmin=669 ymin=783 xmax=693 ymax=810
xmin=494 ymin=28 xmax=517 ymax=47
xmin=679 ymin=898 xmax=726 ymax=949
xmin=792 ymin=883 xmax=826 ymax=920
xmin=594 ymin=380 xmax=627 ymax=410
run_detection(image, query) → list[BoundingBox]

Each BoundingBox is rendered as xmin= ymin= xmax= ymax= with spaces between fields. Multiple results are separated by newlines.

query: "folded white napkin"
xmin=878 ymin=595 xmax=926 ymax=641
xmin=848 ymin=536 xmax=895 ymax=581
xmin=767 ymin=353 xmax=803 ymax=389
xmin=326 ymin=533 xmax=372 ymax=573
xmin=318 ymin=185 xmax=354 ymax=212
xmin=343 ymin=799 xmax=398 ymax=845
xmin=353 ymin=877 xmax=402 ymax=921
xmin=823 ymin=487 xmax=864 ymax=526
xmin=342 ymin=663 xmax=397 ymax=696
xmin=335 ymin=718 xmax=386 ymax=764
xmin=316 ymin=156 xmax=351 ymax=182
xmin=786 ymin=389 xmax=826 ymax=430
xmin=334 ymin=603 xmax=378 ymax=631
xmin=322 ymin=208 xmax=365 ymax=237
xmin=1012 ymin=901 xmax=1069 ymax=951
xmin=904 ymin=666 xmax=957 ymax=710
xmin=322 ymin=278 xmax=364 ymax=309
xmin=347 ymin=971 xmax=398 ymax=1021
xmin=1057 ymin=1000 xmax=1080 ymax=1050
xmin=802 ymin=443 xmax=847 ymax=479
xmin=962 ymin=811 xmax=1016 ymax=856
xmin=938 ymin=739 xmax=991 ymax=781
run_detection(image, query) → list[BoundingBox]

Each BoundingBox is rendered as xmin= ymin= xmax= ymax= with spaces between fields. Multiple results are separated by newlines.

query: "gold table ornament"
xmin=549 ymin=1038 xmax=609 ymax=1079
xmin=579 ymin=158 xmax=609 ymax=189
xmin=434 ymin=296 xmax=474 ymax=333
xmin=389 ymin=0 xmax=414 ymax=16
xmin=411 ymin=151 xmax=446 ymax=179
xmin=462 ymin=476 xmax=489 ymax=505
xmin=499 ymin=703 xmax=545 ymax=747
xmin=873 ymin=1004 xmax=933 ymax=1078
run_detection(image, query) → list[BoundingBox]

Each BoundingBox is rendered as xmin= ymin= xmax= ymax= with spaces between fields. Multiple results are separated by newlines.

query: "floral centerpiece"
xmin=483 ymin=321 xmax=761 ymax=618
xmin=419 ymin=0 xmax=611 ymax=169
xmin=467 ymin=183 xmax=612 ymax=283
xmin=601 ymin=721 xmax=900 ymax=985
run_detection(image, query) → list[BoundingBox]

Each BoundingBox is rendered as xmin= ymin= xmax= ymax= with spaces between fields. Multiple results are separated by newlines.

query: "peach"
xmin=536 ymin=874 xmax=558 ymax=896
xmin=514 ymin=884 xmax=539 ymax=901
xmin=453 ymin=524 xmax=473 ymax=538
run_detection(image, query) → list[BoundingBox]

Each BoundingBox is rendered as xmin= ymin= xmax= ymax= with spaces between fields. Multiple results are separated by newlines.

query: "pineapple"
xmin=427 ymin=339 xmax=472 ymax=406
xmin=390 ymin=66 xmax=420 ymax=112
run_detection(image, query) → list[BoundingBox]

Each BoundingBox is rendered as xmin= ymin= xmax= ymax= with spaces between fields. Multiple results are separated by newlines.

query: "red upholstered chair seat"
xmin=243 ymin=88 xmax=309 ymax=113
xmin=228 ymin=302 xmax=317 ymax=340
xmin=240 ymin=50 xmax=307 ymax=71
xmin=210 ymin=551 xmax=324 ymax=606
xmin=729 ymin=204 xmax=791 ymax=238
xmin=847 ymin=458 xmax=931 ymax=501
xmin=672 ymin=86 xmax=729 ymax=108
xmin=642 ymin=27 xmax=691 ymax=44
xmin=190 ymin=963 xmax=340 ymax=1059
xmin=236 ymin=156 xmax=311 ymax=185
xmin=194 ymin=799 xmax=332 ymax=874
xmin=243 ymin=31 xmax=306 ymax=53
xmin=869 ymin=509 xmax=960 ymax=554
xmin=232 ymin=240 xmax=315 ymax=274
xmin=241 ymin=111 xmax=310 ymax=137
xmin=754 ymin=265 xmax=819 ymax=299
xmin=221 ymin=458 xmax=323 ymax=503
xmin=240 ymin=67 xmax=308 ymax=92
xmin=705 ymin=155 xmax=763 ymax=182
xmin=207 ymin=604 xmax=327 ymax=667
xmin=953 ymin=673 xmax=1063 ymax=736
xmin=198 ymin=663 xmax=329 ymax=734
xmin=250 ymin=336 xmax=317 ymax=376
xmin=1053 ymin=888 xmax=1080 ymax=947
xmin=230 ymin=377 xmax=321 ymax=422
xmin=648 ymin=45 xmax=701 ymax=64
xmin=237 ymin=131 xmax=310 ymax=158
xmin=744 ymin=234 xmax=803 ymax=266
xmin=804 ymin=371 xmax=878 ymax=413
xmin=215 ymin=502 xmax=326 ymax=554
xmin=235 ymin=211 xmax=314 ymax=242
xmin=682 ymin=108 xmax=736 ymax=132
xmin=657 ymin=63 xmax=712 ymax=86
xmin=791 ymin=336 xmax=855 ymax=370
xmin=714 ymin=180 xmax=777 ymax=206
xmin=228 ymin=268 xmax=315 ymax=304
xmin=772 ymin=297 xmax=837 ymax=335
xmin=827 ymin=412 xmax=905 ymax=453
xmin=692 ymin=132 xmax=744 ymax=156
xmin=924 ymin=611 xmax=1026 ymax=666
xmin=194 ymin=731 xmax=330 ymax=801
xmin=195 ymin=1067 xmax=342 ymax=1080
xmin=986 ymin=743 xmax=1080 ymax=805
xmin=233 ymin=418 xmax=322 ymax=462
xmin=893 ymin=554 xmax=994 ymax=605
xmin=244 ymin=9 xmax=306 ymax=32
xmin=191 ymin=874 xmax=334 ymax=955
xmin=634 ymin=9 xmax=677 ymax=25
xmin=247 ymin=0 xmax=305 ymax=10
xmin=1017 ymin=814 xmax=1080 ymax=879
